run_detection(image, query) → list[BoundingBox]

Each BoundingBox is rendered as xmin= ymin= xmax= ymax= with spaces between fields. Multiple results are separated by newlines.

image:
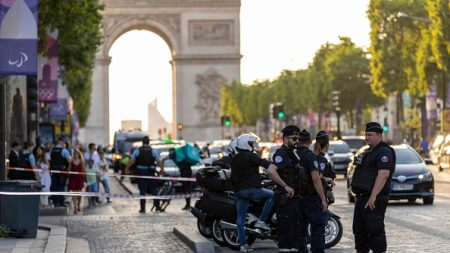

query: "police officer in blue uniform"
xmin=313 ymin=131 xmax=336 ymax=204
xmin=351 ymin=122 xmax=395 ymax=253
xmin=267 ymin=125 xmax=301 ymax=253
xmin=50 ymin=138 xmax=72 ymax=207
xmin=297 ymin=129 xmax=328 ymax=253
xmin=125 ymin=136 xmax=163 ymax=213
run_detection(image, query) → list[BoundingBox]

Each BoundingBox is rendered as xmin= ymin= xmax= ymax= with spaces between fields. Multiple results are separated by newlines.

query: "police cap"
xmin=299 ymin=129 xmax=311 ymax=141
xmin=281 ymin=125 xmax=300 ymax=137
xmin=316 ymin=130 xmax=329 ymax=142
xmin=365 ymin=122 xmax=383 ymax=133
xmin=142 ymin=136 xmax=150 ymax=144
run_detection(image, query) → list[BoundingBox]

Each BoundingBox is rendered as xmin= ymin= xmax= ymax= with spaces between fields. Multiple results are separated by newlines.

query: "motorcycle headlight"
xmin=418 ymin=171 xmax=433 ymax=182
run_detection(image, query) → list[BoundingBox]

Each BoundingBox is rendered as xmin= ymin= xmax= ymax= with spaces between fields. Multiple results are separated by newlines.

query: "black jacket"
xmin=230 ymin=150 xmax=271 ymax=192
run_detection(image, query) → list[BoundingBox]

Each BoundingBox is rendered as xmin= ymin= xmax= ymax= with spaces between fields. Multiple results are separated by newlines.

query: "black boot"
xmin=182 ymin=198 xmax=191 ymax=210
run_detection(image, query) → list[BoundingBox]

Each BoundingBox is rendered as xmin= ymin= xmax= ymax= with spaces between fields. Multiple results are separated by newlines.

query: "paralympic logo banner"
xmin=0 ymin=0 xmax=38 ymax=75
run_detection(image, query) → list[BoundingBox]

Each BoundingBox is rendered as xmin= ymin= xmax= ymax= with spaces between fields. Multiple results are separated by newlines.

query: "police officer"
xmin=50 ymin=138 xmax=72 ymax=207
xmin=297 ymin=129 xmax=328 ymax=253
xmin=313 ymin=131 xmax=336 ymax=204
xmin=267 ymin=125 xmax=301 ymax=253
xmin=351 ymin=122 xmax=395 ymax=253
xmin=125 ymin=136 xmax=163 ymax=213
xmin=21 ymin=141 xmax=38 ymax=180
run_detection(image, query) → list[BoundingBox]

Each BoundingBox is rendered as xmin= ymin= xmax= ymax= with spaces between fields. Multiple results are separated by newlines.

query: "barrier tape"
xmin=6 ymin=166 xmax=197 ymax=182
xmin=0 ymin=191 xmax=203 ymax=200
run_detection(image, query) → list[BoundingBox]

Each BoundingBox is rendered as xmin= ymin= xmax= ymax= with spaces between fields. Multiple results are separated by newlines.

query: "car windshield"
xmin=343 ymin=139 xmax=366 ymax=150
xmin=395 ymin=148 xmax=422 ymax=164
xmin=329 ymin=143 xmax=351 ymax=153
xmin=117 ymin=140 xmax=141 ymax=154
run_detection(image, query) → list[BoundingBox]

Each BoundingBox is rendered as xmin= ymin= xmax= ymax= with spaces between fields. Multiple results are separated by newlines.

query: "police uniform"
xmin=351 ymin=122 xmax=395 ymax=253
xmin=297 ymin=130 xmax=326 ymax=253
xmin=131 ymin=144 xmax=161 ymax=212
xmin=50 ymin=143 xmax=71 ymax=207
xmin=316 ymin=131 xmax=336 ymax=204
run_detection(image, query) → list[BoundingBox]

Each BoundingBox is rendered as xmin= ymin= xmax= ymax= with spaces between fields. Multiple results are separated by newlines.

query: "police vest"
xmin=135 ymin=146 xmax=155 ymax=167
xmin=50 ymin=147 xmax=68 ymax=170
xmin=351 ymin=142 xmax=395 ymax=195
xmin=297 ymin=147 xmax=317 ymax=196
xmin=277 ymin=147 xmax=301 ymax=194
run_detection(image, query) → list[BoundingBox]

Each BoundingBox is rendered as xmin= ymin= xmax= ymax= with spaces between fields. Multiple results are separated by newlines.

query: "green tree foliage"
xmin=38 ymin=0 xmax=103 ymax=126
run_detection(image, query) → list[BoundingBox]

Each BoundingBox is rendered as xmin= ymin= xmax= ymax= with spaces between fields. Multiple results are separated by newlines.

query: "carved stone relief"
xmin=195 ymin=68 xmax=227 ymax=121
xmin=189 ymin=20 xmax=234 ymax=46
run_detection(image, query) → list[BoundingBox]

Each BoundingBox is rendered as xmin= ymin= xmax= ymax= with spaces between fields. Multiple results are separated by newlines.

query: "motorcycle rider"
xmin=267 ymin=125 xmax=301 ymax=252
xmin=231 ymin=133 xmax=274 ymax=252
xmin=297 ymin=129 xmax=328 ymax=253
xmin=212 ymin=139 xmax=238 ymax=169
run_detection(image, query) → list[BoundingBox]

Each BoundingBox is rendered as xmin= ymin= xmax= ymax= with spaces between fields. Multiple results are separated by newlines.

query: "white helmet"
xmin=225 ymin=139 xmax=238 ymax=156
xmin=236 ymin=133 xmax=260 ymax=152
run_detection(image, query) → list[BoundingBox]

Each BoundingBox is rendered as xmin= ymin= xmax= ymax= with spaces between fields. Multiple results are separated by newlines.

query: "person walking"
xmin=267 ymin=125 xmax=302 ymax=253
xmin=296 ymin=129 xmax=328 ymax=253
xmin=34 ymin=145 xmax=51 ymax=208
xmin=85 ymin=159 xmax=101 ymax=208
xmin=231 ymin=133 xmax=274 ymax=252
xmin=351 ymin=122 xmax=396 ymax=253
xmin=125 ymin=136 xmax=163 ymax=213
xmin=98 ymin=150 xmax=112 ymax=203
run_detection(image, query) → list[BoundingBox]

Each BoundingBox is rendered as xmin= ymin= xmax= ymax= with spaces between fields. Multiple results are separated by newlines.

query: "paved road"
xmin=65 ymin=166 xmax=450 ymax=252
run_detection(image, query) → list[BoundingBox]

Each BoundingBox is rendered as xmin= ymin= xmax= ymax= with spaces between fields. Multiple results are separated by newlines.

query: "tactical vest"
xmin=297 ymin=147 xmax=317 ymax=196
xmin=135 ymin=146 xmax=155 ymax=167
xmin=351 ymin=142 xmax=395 ymax=195
xmin=50 ymin=147 xmax=68 ymax=170
xmin=277 ymin=147 xmax=301 ymax=194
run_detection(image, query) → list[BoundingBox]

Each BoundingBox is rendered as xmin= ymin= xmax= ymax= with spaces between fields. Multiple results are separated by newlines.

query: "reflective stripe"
xmin=278 ymin=249 xmax=292 ymax=252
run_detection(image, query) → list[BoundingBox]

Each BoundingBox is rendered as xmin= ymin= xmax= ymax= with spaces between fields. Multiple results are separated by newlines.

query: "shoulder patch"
xmin=381 ymin=156 xmax=388 ymax=162
xmin=274 ymin=156 xmax=283 ymax=163
xmin=320 ymin=163 xmax=326 ymax=170
xmin=314 ymin=160 xmax=319 ymax=169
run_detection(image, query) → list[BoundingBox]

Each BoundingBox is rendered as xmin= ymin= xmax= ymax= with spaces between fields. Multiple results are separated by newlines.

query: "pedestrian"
xmin=231 ymin=133 xmax=274 ymax=252
xmin=125 ymin=136 xmax=163 ymax=213
xmin=68 ymin=149 xmax=85 ymax=213
xmin=98 ymin=150 xmax=112 ymax=203
xmin=351 ymin=122 xmax=396 ymax=253
xmin=162 ymin=148 xmax=193 ymax=210
xmin=34 ymin=145 xmax=51 ymax=208
xmin=49 ymin=138 xmax=72 ymax=207
xmin=85 ymin=159 xmax=101 ymax=208
xmin=297 ymin=129 xmax=328 ymax=253
xmin=419 ymin=137 xmax=429 ymax=158
xmin=267 ymin=125 xmax=302 ymax=252
xmin=7 ymin=142 xmax=22 ymax=180
xmin=21 ymin=141 xmax=38 ymax=180
xmin=313 ymin=131 xmax=336 ymax=204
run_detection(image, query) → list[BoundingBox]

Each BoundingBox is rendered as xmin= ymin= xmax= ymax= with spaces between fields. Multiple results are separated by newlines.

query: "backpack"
xmin=174 ymin=143 xmax=200 ymax=166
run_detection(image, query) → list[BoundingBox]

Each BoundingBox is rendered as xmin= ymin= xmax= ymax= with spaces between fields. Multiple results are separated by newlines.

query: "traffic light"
xmin=272 ymin=103 xmax=285 ymax=119
xmin=383 ymin=117 xmax=389 ymax=132
xmin=27 ymin=76 xmax=38 ymax=114
xmin=221 ymin=115 xmax=231 ymax=126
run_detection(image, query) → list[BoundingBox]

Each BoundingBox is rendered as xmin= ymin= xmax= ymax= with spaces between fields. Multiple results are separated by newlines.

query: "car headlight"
xmin=418 ymin=171 xmax=433 ymax=182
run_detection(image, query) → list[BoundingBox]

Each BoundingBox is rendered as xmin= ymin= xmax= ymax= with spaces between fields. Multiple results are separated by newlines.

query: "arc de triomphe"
xmin=79 ymin=0 xmax=241 ymax=145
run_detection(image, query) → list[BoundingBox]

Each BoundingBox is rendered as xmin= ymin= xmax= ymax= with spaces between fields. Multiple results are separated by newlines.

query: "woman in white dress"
xmin=35 ymin=146 xmax=51 ymax=207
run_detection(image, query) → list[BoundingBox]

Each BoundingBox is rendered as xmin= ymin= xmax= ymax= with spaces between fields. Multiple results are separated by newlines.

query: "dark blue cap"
xmin=365 ymin=122 xmax=383 ymax=133
xmin=281 ymin=125 xmax=300 ymax=137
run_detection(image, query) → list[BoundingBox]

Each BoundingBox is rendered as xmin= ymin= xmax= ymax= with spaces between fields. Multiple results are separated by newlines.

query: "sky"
xmin=108 ymin=0 xmax=371 ymax=136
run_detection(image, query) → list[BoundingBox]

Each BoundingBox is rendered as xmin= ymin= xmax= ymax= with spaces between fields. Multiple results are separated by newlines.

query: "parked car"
xmin=157 ymin=158 xmax=204 ymax=192
xmin=347 ymin=144 xmax=434 ymax=204
xmin=341 ymin=135 xmax=366 ymax=154
xmin=327 ymin=141 xmax=353 ymax=176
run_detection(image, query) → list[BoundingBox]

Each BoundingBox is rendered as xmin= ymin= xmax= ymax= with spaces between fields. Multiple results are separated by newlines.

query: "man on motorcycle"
xmin=212 ymin=139 xmax=238 ymax=169
xmin=267 ymin=125 xmax=302 ymax=252
xmin=231 ymin=133 xmax=275 ymax=252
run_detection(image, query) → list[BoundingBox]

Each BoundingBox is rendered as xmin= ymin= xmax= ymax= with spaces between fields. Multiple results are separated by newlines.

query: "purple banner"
xmin=0 ymin=0 xmax=38 ymax=75
xmin=37 ymin=31 xmax=58 ymax=103
xmin=50 ymin=98 xmax=68 ymax=120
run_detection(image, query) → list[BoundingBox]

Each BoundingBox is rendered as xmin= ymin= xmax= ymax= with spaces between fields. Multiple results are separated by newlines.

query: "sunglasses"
xmin=287 ymin=136 xmax=300 ymax=141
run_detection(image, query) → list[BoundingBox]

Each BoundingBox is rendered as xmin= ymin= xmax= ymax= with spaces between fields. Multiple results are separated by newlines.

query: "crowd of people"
xmin=7 ymin=138 xmax=111 ymax=214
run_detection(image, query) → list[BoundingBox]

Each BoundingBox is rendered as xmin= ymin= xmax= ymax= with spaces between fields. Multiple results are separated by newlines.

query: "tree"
xmin=39 ymin=0 xmax=103 ymax=126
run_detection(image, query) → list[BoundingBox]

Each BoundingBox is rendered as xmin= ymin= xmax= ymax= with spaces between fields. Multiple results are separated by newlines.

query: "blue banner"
xmin=50 ymin=98 xmax=68 ymax=120
xmin=0 ymin=0 xmax=38 ymax=75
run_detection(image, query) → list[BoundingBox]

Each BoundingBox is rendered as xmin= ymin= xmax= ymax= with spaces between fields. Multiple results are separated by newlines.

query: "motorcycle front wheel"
xmin=325 ymin=216 xmax=343 ymax=249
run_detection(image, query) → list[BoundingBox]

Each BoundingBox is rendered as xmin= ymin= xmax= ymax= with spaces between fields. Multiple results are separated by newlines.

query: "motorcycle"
xmin=192 ymin=186 xmax=342 ymax=250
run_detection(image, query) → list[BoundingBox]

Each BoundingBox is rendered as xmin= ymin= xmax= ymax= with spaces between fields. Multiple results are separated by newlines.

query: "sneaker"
xmin=240 ymin=245 xmax=253 ymax=252
xmin=254 ymin=220 xmax=270 ymax=231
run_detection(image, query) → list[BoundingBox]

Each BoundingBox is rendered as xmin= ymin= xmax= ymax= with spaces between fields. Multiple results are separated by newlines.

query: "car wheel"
xmin=423 ymin=197 xmax=434 ymax=205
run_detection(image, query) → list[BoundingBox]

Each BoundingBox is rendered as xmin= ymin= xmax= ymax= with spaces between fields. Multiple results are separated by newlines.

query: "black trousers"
xmin=50 ymin=173 xmax=67 ymax=207
xmin=180 ymin=166 xmax=192 ymax=205
xmin=137 ymin=168 xmax=159 ymax=211
xmin=353 ymin=194 xmax=389 ymax=253
xmin=276 ymin=194 xmax=301 ymax=251
xmin=298 ymin=196 xmax=326 ymax=253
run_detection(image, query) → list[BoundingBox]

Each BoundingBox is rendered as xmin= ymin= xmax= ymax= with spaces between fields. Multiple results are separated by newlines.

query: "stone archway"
xmin=79 ymin=0 xmax=241 ymax=145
